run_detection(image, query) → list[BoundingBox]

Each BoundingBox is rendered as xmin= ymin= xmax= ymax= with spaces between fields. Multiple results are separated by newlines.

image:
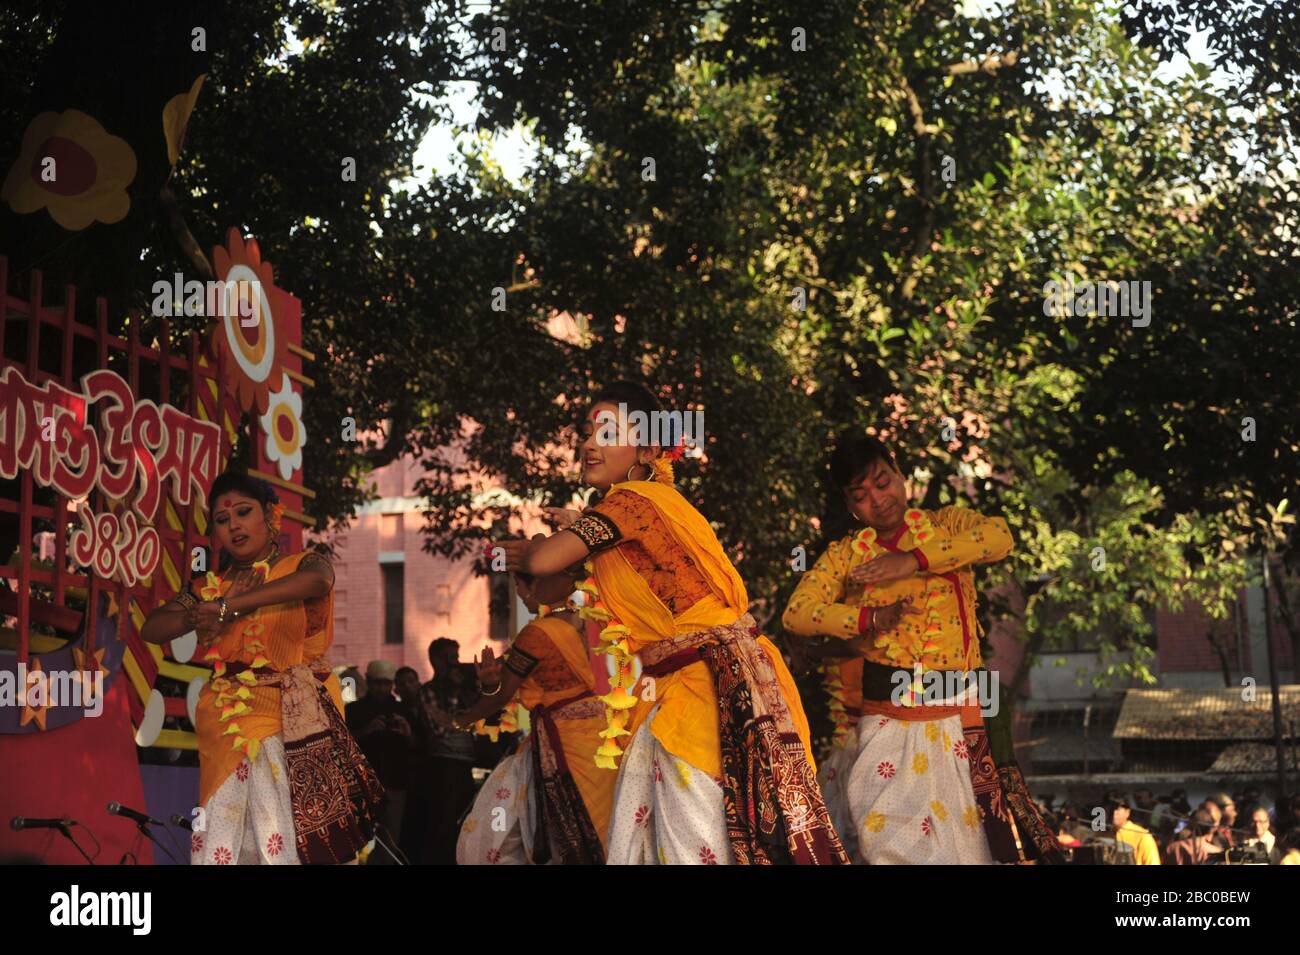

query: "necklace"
xmin=232 ymin=542 xmax=279 ymax=570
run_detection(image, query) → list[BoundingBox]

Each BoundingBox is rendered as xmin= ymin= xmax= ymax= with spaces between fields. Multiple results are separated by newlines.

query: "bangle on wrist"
xmin=479 ymin=679 xmax=502 ymax=697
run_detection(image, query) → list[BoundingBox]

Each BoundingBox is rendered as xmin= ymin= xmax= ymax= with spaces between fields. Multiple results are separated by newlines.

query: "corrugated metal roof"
xmin=1113 ymin=686 xmax=1300 ymax=740
xmin=1206 ymin=742 xmax=1300 ymax=775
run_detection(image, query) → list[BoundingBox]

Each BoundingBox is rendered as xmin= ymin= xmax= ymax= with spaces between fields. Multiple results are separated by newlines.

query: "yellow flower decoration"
xmin=2 ymin=109 xmax=136 ymax=230
xmin=912 ymin=752 xmax=929 ymax=774
xmin=851 ymin=526 xmax=881 ymax=558
xmin=864 ymin=811 xmax=887 ymax=833
xmin=963 ymin=805 xmax=981 ymax=828
xmin=200 ymin=571 xmax=224 ymax=601
xmin=930 ymin=800 xmax=948 ymax=822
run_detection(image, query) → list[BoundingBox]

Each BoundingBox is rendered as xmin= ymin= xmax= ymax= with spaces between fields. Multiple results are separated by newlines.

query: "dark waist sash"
xmin=529 ymin=688 xmax=603 ymax=864
xmin=859 ymin=660 xmax=986 ymax=704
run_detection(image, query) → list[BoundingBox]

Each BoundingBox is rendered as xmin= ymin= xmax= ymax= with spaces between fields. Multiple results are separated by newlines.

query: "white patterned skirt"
xmin=190 ymin=734 xmax=300 ymax=865
xmin=456 ymin=749 xmax=536 ymax=865
xmin=845 ymin=713 xmax=993 ymax=864
xmin=604 ymin=707 xmax=733 ymax=865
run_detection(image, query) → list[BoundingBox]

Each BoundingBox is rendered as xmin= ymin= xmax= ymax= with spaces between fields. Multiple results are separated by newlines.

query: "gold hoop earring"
xmin=626 ymin=462 xmax=651 ymax=482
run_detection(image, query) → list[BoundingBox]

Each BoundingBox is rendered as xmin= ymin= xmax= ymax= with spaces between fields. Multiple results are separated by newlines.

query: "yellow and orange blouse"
xmin=503 ymin=614 xmax=615 ymax=847
xmin=192 ymin=551 xmax=344 ymax=807
xmin=782 ymin=506 xmax=1012 ymax=672
xmin=570 ymin=480 xmax=815 ymax=779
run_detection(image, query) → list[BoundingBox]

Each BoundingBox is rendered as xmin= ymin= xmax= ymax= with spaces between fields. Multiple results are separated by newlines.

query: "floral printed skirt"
xmin=605 ymin=707 xmax=733 ymax=865
xmin=456 ymin=749 xmax=535 ymax=865
xmin=845 ymin=714 xmax=993 ymax=865
xmin=190 ymin=734 xmax=299 ymax=865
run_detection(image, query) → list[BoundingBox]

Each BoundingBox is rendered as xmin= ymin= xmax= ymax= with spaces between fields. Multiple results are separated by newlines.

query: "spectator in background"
xmin=1278 ymin=828 xmax=1300 ymax=865
xmin=345 ymin=660 xmax=412 ymax=862
xmin=1201 ymin=797 xmax=1235 ymax=851
xmin=394 ymin=665 xmax=435 ymax=862
xmin=1244 ymin=806 xmax=1278 ymax=864
xmin=1108 ymin=793 xmax=1160 ymax=865
xmin=418 ymin=638 xmax=480 ymax=864
xmin=1164 ymin=808 xmax=1224 ymax=865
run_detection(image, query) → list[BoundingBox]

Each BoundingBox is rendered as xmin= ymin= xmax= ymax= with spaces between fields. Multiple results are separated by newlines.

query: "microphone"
xmin=106 ymin=801 xmax=163 ymax=827
xmin=170 ymin=814 xmax=193 ymax=831
xmin=11 ymin=816 xmax=72 ymax=831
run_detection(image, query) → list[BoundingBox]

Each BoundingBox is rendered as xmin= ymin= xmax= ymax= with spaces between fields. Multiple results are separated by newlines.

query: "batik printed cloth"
xmin=817 ymin=736 xmax=859 ymax=860
xmin=191 ymin=734 xmax=299 ymax=865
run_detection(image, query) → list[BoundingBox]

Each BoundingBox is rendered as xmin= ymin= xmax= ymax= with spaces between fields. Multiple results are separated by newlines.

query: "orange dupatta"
xmin=587 ymin=480 xmax=815 ymax=779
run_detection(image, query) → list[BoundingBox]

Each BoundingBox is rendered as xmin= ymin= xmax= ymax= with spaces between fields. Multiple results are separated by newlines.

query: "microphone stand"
xmin=131 ymin=819 xmax=182 ymax=865
xmin=56 ymin=823 xmax=96 ymax=865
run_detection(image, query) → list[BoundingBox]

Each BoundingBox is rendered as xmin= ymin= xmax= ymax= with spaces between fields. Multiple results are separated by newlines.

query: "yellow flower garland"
xmin=199 ymin=561 xmax=272 ymax=763
xmin=572 ymin=561 xmax=638 ymax=770
xmin=853 ymin=509 xmax=945 ymax=704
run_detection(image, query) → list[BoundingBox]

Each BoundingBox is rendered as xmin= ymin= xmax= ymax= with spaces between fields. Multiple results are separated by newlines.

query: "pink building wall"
xmin=320 ymin=455 xmax=499 ymax=681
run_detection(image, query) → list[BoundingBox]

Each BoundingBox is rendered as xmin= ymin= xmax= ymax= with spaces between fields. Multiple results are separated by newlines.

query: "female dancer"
xmin=449 ymin=569 xmax=613 ymax=864
xmin=141 ymin=472 xmax=382 ymax=865
xmin=497 ymin=381 xmax=847 ymax=865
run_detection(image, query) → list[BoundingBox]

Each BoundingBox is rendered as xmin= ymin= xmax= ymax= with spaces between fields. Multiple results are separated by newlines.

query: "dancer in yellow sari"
xmin=142 ymin=473 xmax=382 ymax=865
xmin=450 ymin=571 xmax=613 ymax=864
xmin=498 ymin=382 xmax=847 ymax=865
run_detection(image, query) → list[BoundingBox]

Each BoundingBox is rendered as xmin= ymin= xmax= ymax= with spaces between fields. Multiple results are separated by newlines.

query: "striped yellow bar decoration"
xmin=249 ymin=468 xmax=317 ymax=500
xmin=286 ymin=367 xmax=315 ymax=389
xmin=161 ymin=549 xmax=181 ymax=594
xmin=287 ymin=342 xmax=316 ymax=362
xmin=121 ymin=650 xmax=152 ymax=707
xmin=283 ymin=508 xmax=316 ymax=527
xmin=153 ymin=729 xmax=199 ymax=751
xmin=159 ymin=658 xmax=210 ymax=684
xmin=164 ymin=498 xmax=183 ymax=532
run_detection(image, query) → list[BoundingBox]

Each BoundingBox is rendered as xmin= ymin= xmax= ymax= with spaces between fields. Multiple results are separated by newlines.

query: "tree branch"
xmin=941 ymin=50 xmax=1021 ymax=77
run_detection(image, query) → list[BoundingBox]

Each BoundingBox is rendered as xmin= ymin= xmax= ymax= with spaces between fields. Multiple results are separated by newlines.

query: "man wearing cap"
xmin=1109 ymin=793 xmax=1161 ymax=865
xmin=345 ymin=659 xmax=413 ymax=858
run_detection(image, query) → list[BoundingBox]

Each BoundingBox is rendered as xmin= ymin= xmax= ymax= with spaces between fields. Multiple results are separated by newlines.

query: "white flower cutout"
xmin=259 ymin=372 xmax=306 ymax=480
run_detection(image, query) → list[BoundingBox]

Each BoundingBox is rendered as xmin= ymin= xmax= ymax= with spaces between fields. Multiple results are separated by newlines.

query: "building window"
xmin=382 ymin=563 xmax=405 ymax=645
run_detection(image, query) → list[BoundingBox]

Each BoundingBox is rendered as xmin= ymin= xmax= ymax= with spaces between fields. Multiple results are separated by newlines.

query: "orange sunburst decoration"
xmin=209 ymin=228 xmax=289 ymax=414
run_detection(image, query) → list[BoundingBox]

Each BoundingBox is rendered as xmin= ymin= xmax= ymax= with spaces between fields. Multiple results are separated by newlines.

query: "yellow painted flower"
xmin=924 ymin=722 xmax=940 ymax=742
xmin=930 ymin=799 xmax=948 ymax=821
xmin=963 ymin=805 xmax=981 ymax=828
xmin=2 ymin=109 xmax=136 ymax=230
xmin=674 ymin=759 xmax=692 ymax=789
xmin=864 ymin=811 xmax=887 ymax=833
xmin=912 ymin=752 xmax=929 ymax=774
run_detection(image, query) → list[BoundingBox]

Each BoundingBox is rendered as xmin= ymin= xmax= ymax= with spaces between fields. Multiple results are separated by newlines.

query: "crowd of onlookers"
xmin=1038 ymin=787 xmax=1300 ymax=864
xmin=340 ymin=638 xmax=516 ymax=864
